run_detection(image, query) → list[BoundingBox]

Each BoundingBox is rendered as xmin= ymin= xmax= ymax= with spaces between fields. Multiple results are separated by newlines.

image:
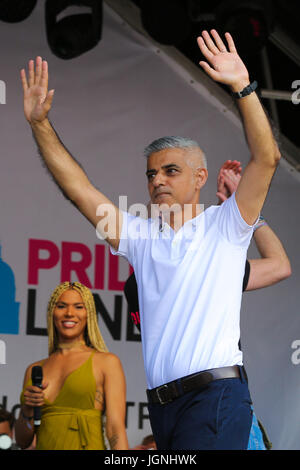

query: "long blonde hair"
xmin=47 ymin=282 xmax=108 ymax=355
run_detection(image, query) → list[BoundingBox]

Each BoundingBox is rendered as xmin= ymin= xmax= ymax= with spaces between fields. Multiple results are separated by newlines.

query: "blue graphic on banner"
xmin=0 ymin=245 xmax=20 ymax=334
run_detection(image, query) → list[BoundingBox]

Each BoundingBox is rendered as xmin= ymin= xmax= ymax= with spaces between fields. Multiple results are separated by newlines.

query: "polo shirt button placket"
xmin=171 ymin=238 xmax=181 ymax=259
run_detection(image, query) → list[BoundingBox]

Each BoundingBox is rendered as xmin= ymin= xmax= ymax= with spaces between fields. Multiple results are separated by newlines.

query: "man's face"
xmin=146 ymin=148 xmax=207 ymax=209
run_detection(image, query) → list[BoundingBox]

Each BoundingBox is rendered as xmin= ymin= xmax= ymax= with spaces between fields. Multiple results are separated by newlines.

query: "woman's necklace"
xmin=58 ymin=340 xmax=86 ymax=350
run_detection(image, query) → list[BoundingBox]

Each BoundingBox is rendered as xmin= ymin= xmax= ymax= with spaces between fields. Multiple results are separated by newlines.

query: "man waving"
xmin=21 ymin=30 xmax=280 ymax=449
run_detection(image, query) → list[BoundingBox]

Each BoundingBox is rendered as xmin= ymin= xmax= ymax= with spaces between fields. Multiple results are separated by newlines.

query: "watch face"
xmin=0 ymin=433 xmax=12 ymax=450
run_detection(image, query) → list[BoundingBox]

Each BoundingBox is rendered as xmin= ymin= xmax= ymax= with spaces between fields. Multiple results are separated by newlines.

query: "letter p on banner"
xmin=0 ymin=80 xmax=6 ymax=104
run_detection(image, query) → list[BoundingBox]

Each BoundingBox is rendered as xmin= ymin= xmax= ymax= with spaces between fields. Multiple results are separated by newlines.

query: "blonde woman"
xmin=15 ymin=282 xmax=128 ymax=450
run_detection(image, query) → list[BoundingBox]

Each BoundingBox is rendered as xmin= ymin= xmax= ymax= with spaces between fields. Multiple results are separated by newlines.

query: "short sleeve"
xmin=216 ymin=193 xmax=257 ymax=247
xmin=110 ymin=211 xmax=151 ymax=266
xmin=110 ymin=211 xmax=131 ymax=260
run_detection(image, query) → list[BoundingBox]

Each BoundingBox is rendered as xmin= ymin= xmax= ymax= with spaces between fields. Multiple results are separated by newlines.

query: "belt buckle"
xmin=156 ymin=384 xmax=171 ymax=405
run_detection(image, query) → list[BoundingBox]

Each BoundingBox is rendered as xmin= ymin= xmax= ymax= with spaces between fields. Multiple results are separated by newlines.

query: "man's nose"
xmin=152 ymin=172 xmax=165 ymax=187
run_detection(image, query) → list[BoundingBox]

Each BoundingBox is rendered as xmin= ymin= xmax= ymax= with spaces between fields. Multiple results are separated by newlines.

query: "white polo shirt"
xmin=111 ymin=193 xmax=255 ymax=389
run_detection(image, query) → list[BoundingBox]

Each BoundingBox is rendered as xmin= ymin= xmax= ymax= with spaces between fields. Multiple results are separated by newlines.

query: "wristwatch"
xmin=232 ymin=80 xmax=258 ymax=99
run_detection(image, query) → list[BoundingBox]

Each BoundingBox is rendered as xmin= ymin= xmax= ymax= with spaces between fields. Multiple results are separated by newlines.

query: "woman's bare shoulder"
xmin=93 ymin=351 xmax=123 ymax=368
xmin=25 ymin=358 xmax=48 ymax=371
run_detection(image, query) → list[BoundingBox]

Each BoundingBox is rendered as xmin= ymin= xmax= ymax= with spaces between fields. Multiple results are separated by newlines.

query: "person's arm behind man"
xmin=216 ymin=162 xmax=291 ymax=291
xmin=20 ymin=57 xmax=122 ymax=250
xmin=246 ymin=222 xmax=291 ymax=291
xmin=198 ymin=30 xmax=281 ymax=225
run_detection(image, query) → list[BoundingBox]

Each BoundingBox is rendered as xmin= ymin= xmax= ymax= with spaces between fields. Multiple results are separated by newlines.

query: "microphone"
xmin=31 ymin=365 xmax=43 ymax=426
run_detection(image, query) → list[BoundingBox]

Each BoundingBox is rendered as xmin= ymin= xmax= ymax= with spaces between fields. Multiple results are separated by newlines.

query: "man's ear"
xmin=195 ymin=167 xmax=208 ymax=190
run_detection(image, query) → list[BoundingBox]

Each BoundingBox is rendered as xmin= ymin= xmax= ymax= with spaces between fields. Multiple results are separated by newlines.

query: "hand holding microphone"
xmin=23 ymin=366 xmax=48 ymax=426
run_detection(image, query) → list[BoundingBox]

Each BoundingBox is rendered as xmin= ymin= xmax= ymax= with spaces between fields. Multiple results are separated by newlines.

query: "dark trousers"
xmin=147 ymin=367 xmax=253 ymax=450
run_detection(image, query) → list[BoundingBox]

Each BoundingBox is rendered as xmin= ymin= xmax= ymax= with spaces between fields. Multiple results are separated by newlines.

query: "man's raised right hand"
xmin=20 ymin=57 xmax=54 ymax=124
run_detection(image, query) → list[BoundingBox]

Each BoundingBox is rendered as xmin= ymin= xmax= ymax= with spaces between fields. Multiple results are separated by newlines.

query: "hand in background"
xmin=216 ymin=160 xmax=242 ymax=204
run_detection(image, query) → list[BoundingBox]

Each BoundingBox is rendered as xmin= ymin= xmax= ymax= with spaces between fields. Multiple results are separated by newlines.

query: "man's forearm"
xmin=21 ymin=58 xmax=122 ymax=241
xmin=232 ymin=82 xmax=281 ymax=166
xmin=31 ymin=118 xmax=91 ymax=203
xmin=30 ymin=117 xmax=122 ymax=244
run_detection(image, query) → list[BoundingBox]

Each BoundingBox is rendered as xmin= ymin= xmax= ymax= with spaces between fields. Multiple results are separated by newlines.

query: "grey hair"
xmin=144 ymin=136 xmax=207 ymax=169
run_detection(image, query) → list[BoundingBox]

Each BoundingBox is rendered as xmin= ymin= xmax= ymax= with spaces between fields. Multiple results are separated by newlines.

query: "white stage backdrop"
xmin=0 ymin=2 xmax=299 ymax=449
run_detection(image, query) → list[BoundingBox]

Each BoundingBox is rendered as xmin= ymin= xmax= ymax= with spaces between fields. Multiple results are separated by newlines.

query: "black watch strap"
xmin=233 ymin=80 xmax=258 ymax=99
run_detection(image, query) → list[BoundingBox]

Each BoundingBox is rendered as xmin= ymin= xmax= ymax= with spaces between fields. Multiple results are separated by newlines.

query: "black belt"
xmin=147 ymin=366 xmax=241 ymax=405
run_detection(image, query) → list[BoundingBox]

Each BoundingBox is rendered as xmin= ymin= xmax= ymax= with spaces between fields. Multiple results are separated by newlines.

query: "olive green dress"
xmin=20 ymin=352 xmax=106 ymax=450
